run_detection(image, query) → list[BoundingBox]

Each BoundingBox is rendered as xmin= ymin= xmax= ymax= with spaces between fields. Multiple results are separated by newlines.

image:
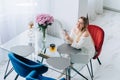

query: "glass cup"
xmin=49 ymin=44 xmax=56 ymax=53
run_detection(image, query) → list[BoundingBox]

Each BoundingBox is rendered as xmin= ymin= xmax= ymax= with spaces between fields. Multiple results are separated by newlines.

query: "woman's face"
xmin=76 ymin=18 xmax=84 ymax=30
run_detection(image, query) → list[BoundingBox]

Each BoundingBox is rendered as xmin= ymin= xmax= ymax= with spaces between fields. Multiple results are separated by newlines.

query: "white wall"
xmin=50 ymin=0 xmax=88 ymax=31
xmin=78 ymin=0 xmax=88 ymax=18
xmin=50 ymin=0 xmax=79 ymax=31
xmin=104 ymin=0 xmax=120 ymax=11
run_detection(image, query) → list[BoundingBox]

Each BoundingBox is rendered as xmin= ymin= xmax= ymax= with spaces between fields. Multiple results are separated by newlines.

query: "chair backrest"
xmin=88 ymin=25 xmax=104 ymax=59
xmin=47 ymin=19 xmax=63 ymax=38
xmin=8 ymin=52 xmax=48 ymax=77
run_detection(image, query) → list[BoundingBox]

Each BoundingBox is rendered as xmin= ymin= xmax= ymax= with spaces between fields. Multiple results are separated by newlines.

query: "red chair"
xmin=88 ymin=24 xmax=104 ymax=78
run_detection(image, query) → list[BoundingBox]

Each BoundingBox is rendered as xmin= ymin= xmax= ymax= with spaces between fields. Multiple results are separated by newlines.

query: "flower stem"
xmin=42 ymin=28 xmax=46 ymax=41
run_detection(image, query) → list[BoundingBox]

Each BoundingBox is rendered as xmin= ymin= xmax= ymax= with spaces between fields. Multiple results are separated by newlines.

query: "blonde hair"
xmin=79 ymin=16 xmax=88 ymax=31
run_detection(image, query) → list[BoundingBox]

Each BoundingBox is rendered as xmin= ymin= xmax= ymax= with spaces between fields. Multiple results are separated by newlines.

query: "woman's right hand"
xmin=62 ymin=29 xmax=68 ymax=36
xmin=62 ymin=29 xmax=69 ymax=39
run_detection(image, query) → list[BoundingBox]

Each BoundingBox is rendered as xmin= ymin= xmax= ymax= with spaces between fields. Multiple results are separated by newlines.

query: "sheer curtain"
xmin=0 ymin=0 xmax=50 ymax=44
xmin=88 ymin=0 xmax=103 ymax=21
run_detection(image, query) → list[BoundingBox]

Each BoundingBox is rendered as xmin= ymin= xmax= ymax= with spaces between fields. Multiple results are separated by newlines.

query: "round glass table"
xmin=38 ymin=43 xmax=88 ymax=80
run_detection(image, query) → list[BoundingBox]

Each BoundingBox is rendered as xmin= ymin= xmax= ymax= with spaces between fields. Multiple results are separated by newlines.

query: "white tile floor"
xmin=1 ymin=9 xmax=120 ymax=80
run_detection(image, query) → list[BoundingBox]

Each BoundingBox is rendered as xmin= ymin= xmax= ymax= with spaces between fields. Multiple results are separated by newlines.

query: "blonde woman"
xmin=63 ymin=16 xmax=95 ymax=59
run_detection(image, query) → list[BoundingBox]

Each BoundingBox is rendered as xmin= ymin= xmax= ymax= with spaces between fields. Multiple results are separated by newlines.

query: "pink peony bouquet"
xmin=36 ymin=14 xmax=54 ymax=29
xmin=36 ymin=14 xmax=54 ymax=42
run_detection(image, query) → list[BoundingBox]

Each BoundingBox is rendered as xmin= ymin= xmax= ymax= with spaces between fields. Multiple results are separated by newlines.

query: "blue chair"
xmin=8 ymin=52 xmax=65 ymax=80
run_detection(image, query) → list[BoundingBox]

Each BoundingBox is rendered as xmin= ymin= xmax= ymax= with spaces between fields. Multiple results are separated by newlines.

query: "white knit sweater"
xmin=66 ymin=31 xmax=95 ymax=59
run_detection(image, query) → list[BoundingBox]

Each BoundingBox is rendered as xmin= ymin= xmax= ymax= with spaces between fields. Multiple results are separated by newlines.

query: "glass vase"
xmin=41 ymin=28 xmax=47 ymax=49
xmin=34 ymin=28 xmax=47 ymax=61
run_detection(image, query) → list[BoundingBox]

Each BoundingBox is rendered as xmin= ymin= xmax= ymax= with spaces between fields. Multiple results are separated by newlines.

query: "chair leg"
xmin=4 ymin=59 xmax=14 ymax=79
xmin=87 ymin=64 xmax=93 ymax=80
xmin=90 ymin=60 xmax=94 ymax=78
xmin=4 ymin=67 xmax=14 ymax=79
xmin=71 ymin=66 xmax=88 ymax=80
xmin=65 ymin=67 xmax=71 ymax=80
xmin=97 ymin=57 xmax=101 ymax=65
xmin=14 ymin=74 xmax=19 ymax=80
